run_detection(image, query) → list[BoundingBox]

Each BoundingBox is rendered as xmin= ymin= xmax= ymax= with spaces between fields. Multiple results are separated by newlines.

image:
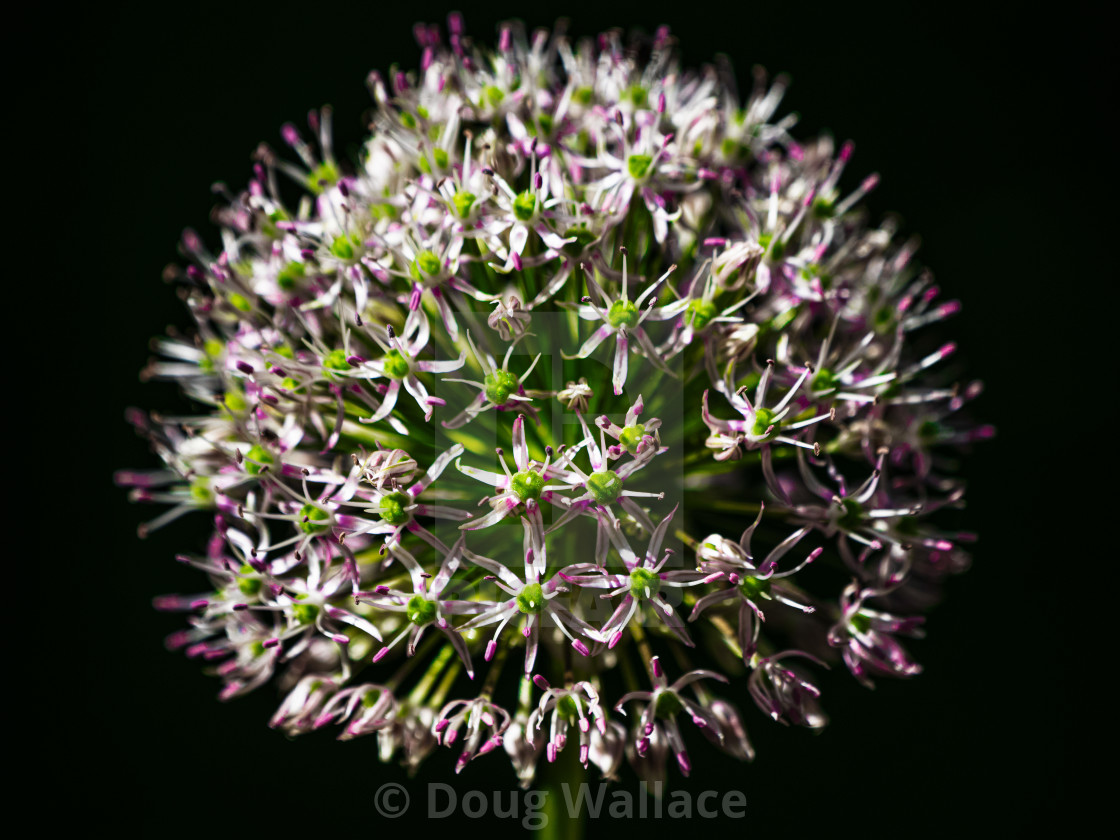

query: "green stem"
xmin=629 ymin=621 xmax=655 ymax=679
xmin=405 ymin=643 xmax=455 ymax=705
xmin=540 ymin=737 xmax=586 ymax=840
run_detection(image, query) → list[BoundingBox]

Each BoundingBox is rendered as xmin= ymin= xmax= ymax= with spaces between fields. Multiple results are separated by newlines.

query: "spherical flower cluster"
xmin=119 ymin=16 xmax=991 ymax=787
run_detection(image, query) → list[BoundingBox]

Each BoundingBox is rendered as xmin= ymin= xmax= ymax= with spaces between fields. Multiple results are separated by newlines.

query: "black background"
xmin=47 ymin=0 xmax=1104 ymax=833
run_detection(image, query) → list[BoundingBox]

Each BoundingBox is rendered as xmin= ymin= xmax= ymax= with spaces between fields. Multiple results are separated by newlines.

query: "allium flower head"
xmin=120 ymin=15 xmax=989 ymax=790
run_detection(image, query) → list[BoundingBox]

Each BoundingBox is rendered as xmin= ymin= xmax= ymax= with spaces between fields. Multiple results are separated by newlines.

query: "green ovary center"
xmin=237 ymin=564 xmax=261 ymax=596
xmin=383 ymin=349 xmax=410 ymax=380
xmin=245 ymin=444 xmax=274 ymax=475
xmin=484 ymin=369 xmax=520 ymax=405
xmin=190 ymin=477 xmax=214 ymax=505
xmin=837 ymin=498 xmax=864 ymax=531
xmin=292 ymin=602 xmax=319 ymax=624
xmin=607 ymin=299 xmax=640 ymax=329
xmin=739 ymin=575 xmax=771 ymax=600
xmin=618 ymin=424 xmax=646 ymax=454
xmin=323 ymin=349 xmax=351 ymax=371
xmin=517 ymin=583 xmax=545 ymax=614
xmin=586 ymin=470 xmax=623 ymax=505
xmin=555 ymin=694 xmax=579 ymax=721
xmin=298 ymin=503 xmax=330 ymax=534
xmin=511 ymin=470 xmax=546 ymax=502
xmin=751 ymin=407 xmax=779 ymax=438
xmin=362 ymin=689 xmax=383 ymax=708
xmin=276 ymin=261 xmax=305 ymax=290
xmin=329 ymin=233 xmax=362 ymax=261
xmin=629 ymin=567 xmax=660 ymax=599
xmin=378 ymin=491 xmax=412 ymax=526
xmin=307 ymin=161 xmax=339 ymax=193
xmin=627 ymin=154 xmax=653 ymax=180
xmin=513 ymin=191 xmax=537 ymax=221
xmin=415 ymin=250 xmax=442 ymax=277
xmin=849 ymin=611 xmax=872 ymax=634
xmin=625 ymin=85 xmax=648 ymax=108
xmin=686 ymin=299 xmax=718 ymax=329
xmin=654 ymin=690 xmax=683 ymax=719
xmin=223 ymin=389 xmax=249 ymax=413
xmin=484 ymin=85 xmax=505 ymax=106
xmin=811 ymin=367 xmax=837 ymax=392
xmin=406 ymin=595 xmax=437 ymax=626
xmin=452 ymin=190 xmax=476 ymax=219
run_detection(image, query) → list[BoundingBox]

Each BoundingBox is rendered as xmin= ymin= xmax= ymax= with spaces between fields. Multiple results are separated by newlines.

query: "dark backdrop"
xmin=53 ymin=0 xmax=1102 ymax=833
